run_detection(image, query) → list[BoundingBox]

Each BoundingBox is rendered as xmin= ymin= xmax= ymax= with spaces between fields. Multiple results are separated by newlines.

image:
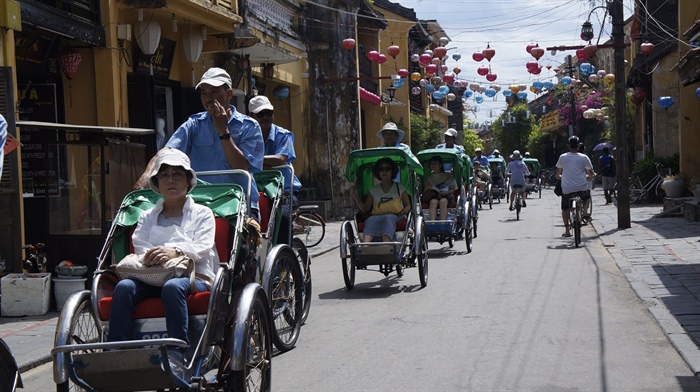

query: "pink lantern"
xmin=530 ymin=45 xmax=544 ymax=60
xmin=426 ymin=64 xmax=438 ymax=74
xmin=376 ymin=54 xmax=387 ymax=64
xmin=440 ymin=65 xmax=448 ymax=74
xmin=367 ymin=50 xmax=380 ymax=61
xmin=342 ymin=38 xmax=356 ymax=50
xmin=477 ymin=66 xmax=489 ymax=76
xmin=486 ymin=72 xmax=497 ymax=82
xmin=431 ymin=58 xmax=441 ymax=66
xmin=526 ymin=43 xmax=537 ymax=54
xmin=443 ymin=72 xmax=455 ymax=83
xmin=640 ymin=41 xmax=655 ymax=55
xmin=472 ymin=51 xmax=485 ymax=62
xmin=387 ymin=44 xmax=401 ymax=58
xmin=482 ymin=44 xmax=495 ymax=62
xmin=469 ymin=83 xmax=480 ymax=92
xmin=531 ymin=66 xmax=542 ymax=75
xmin=398 ymin=68 xmax=409 ymax=78
xmin=57 ymin=48 xmax=82 ymax=80
xmin=420 ymin=53 xmax=433 ymax=64
xmin=526 ymin=61 xmax=539 ymax=71
xmin=433 ymin=46 xmax=447 ymax=59
xmin=546 ymin=64 xmax=552 ymax=70
xmin=583 ymin=44 xmax=598 ymax=58
xmin=576 ymin=48 xmax=588 ymax=61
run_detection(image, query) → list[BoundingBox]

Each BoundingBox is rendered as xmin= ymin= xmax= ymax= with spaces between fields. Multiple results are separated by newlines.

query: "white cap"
xmin=195 ymin=67 xmax=232 ymax=89
xmin=149 ymin=149 xmax=197 ymax=194
xmin=475 ymin=147 xmax=482 ymax=152
xmin=248 ymin=95 xmax=275 ymax=113
xmin=444 ymin=128 xmax=457 ymax=138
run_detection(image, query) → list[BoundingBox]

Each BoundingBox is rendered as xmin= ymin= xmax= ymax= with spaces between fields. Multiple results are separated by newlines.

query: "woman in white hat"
xmin=108 ymin=149 xmax=218 ymax=376
xmin=505 ymin=150 xmax=530 ymax=211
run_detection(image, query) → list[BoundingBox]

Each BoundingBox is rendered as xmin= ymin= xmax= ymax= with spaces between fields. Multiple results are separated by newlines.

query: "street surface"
xmin=18 ymin=191 xmax=700 ymax=391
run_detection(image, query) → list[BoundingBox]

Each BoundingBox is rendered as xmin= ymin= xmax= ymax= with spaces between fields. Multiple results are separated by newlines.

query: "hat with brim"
xmin=195 ymin=67 xmax=232 ymax=89
xmin=510 ymin=150 xmax=522 ymax=160
xmin=149 ymin=149 xmax=198 ymax=195
xmin=444 ymin=128 xmax=457 ymax=138
xmin=377 ymin=122 xmax=405 ymax=143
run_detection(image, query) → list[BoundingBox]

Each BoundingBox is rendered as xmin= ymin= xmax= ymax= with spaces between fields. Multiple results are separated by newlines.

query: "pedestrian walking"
xmin=599 ymin=147 xmax=616 ymax=204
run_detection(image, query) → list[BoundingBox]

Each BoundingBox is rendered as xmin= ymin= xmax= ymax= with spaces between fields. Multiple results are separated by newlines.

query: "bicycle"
xmin=292 ymin=205 xmax=326 ymax=248
xmin=567 ymin=191 xmax=587 ymax=247
xmin=614 ymin=163 xmax=667 ymax=204
xmin=512 ymin=184 xmax=524 ymax=220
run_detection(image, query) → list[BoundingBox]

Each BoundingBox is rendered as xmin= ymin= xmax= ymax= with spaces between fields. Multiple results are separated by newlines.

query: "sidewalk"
xmin=3 ymin=204 xmax=700 ymax=377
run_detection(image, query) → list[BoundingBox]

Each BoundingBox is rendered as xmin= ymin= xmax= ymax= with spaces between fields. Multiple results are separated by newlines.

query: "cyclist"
xmin=556 ymin=136 xmax=594 ymax=237
xmin=505 ymin=150 xmax=529 ymax=211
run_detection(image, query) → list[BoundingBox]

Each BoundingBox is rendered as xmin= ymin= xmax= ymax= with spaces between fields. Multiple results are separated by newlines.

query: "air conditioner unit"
xmin=117 ymin=24 xmax=132 ymax=41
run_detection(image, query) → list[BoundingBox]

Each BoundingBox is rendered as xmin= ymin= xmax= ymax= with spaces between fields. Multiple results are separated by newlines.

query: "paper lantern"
xmin=342 ymin=38 xmax=356 ymax=50
xmin=135 ymin=20 xmax=161 ymax=55
xmin=57 ymin=48 xmax=82 ymax=80
xmin=367 ymin=51 xmax=380 ymax=61
xmin=387 ymin=44 xmax=400 ymax=59
xmin=477 ymin=66 xmax=489 ymax=76
xmin=273 ymin=86 xmax=290 ymax=101
xmin=434 ymin=46 xmax=447 ymax=59
xmin=452 ymin=53 xmax=461 ymax=61
xmin=411 ymin=72 xmax=422 ymax=82
xmin=411 ymin=53 xmax=420 ymax=63
xmin=472 ymin=51 xmax=485 ymax=62
xmin=181 ymin=31 xmax=203 ymax=85
xmin=658 ymin=96 xmax=674 ymax=110
xmin=376 ymin=54 xmax=387 ymax=64
xmin=530 ymin=45 xmax=544 ymax=60
xmin=482 ymin=44 xmax=495 ymax=62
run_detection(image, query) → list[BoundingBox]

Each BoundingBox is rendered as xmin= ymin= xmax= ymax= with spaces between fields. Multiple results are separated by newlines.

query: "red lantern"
xmin=397 ymin=69 xmax=409 ymax=78
xmin=433 ymin=46 xmax=447 ymax=59
xmin=530 ymin=45 xmax=544 ymax=60
xmin=482 ymin=44 xmax=495 ymax=62
xmin=472 ymin=51 xmax=485 ymax=62
xmin=443 ymin=72 xmax=455 ymax=83
xmin=342 ymin=38 xmax=356 ymax=50
xmin=420 ymin=53 xmax=433 ymax=64
xmin=531 ymin=66 xmax=542 ymax=75
xmin=426 ymin=64 xmax=438 ymax=75
xmin=583 ymin=44 xmax=598 ymax=58
xmin=640 ymin=41 xmax=655 ymax=55
xmin=57 ymin=48 xmax=82 ymax=80
xmin=376 ymin=54 xmax=387 ymax=64
xmin=546 ymin=65 xmax=552 ymax=70
xmin=526 ymin=61 xmax=539 ymax=71
xmin=526 ymin=43 xmax=537 ymax=54
xmin=576 ymin=48 xmax=588 ymax=61
xmin=486 ymin=72 xmax=497 ymax=82
xmin=477 ymin=66 xmax=489 ymax=76
xmin=387 ymin=44 xmax=400 ymax=58
xmin=367 ymin=50 xmax=380 ymax=61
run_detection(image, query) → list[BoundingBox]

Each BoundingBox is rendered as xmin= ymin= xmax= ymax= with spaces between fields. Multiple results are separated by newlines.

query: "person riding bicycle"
xmin=556 ymin=136 xmax=594 ymax=237
xmin=505 ymin=150 xmax=529 ymax=211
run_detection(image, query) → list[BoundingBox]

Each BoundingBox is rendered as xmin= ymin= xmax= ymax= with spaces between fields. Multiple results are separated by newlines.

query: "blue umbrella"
xmin=592 ymin=142 xmax=614 ymax=151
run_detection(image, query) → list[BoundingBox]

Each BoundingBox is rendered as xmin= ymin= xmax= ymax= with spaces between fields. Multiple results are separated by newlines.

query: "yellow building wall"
xmin=651 ymin=55 xmax=681 ymax=158
xmin=678 ymin=5 xmax=700 ymax=180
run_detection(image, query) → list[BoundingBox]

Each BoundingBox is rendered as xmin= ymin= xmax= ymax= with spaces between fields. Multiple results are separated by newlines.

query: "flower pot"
xmin=662 ymin=180 xmax=684 ymax=198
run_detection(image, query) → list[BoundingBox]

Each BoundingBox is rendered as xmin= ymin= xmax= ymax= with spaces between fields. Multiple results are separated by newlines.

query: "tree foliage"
xmin=525 ymin=126 xmax=549 ymax=163
xmin=409 ymin=113 xmax=444 ymax=154
xmin=492 ymin=102 xmax=535 ymax=156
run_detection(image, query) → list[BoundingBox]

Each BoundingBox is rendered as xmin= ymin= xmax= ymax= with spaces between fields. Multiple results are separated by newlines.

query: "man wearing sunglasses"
xmin=135 ymin=67 xmax=264 ymax=221
xmin=248 ymin=95 xmax=302 ymax=245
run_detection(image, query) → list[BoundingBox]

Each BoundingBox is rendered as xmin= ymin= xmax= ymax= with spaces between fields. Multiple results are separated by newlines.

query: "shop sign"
xmin=135 ymin=38 xmax=176 ymax=79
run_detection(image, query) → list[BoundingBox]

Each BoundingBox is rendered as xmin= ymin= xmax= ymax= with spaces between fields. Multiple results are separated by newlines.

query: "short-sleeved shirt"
xmin=435 ymin=143 xmax=465 ymax=154
xmin=556 ymin=152 xmax=593 ymax=194
xmin=472 ymin=155 xmax=489 ymax=168
xmin=167 ymin=105 xmax=264 ymax=210
xmin=506 ymin=160 xmax=530 ymax=186
xmin=369 ymin=182 xmax=406 ymax=202
xmin=265 ymin=124 xmax=302 ymax=193
xmin=599 ymin=154 xmax=616 ymax=177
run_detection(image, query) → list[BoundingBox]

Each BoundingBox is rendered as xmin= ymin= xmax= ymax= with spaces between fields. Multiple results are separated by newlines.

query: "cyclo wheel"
xmin=471 ymin=194 xmax=478 ymax=239
xmin=55 ymin=294 xmax=100 ymax=392
xmin=292 ymin=237 xmax=312 ymax=325
xmin=464 ymin=203 xmax=473 ymax=253
xmin=217 ymin=284 xmax=272 ymax=392
xmin=294 ymin=212 xmax=325 ymax=248
xmin=341 ymin=221 xmax=356 ymax=290
xmin=266 ymin=247 xmax=303 ymax=352
xmin=417 ymin=219 xmax=429 ymax=288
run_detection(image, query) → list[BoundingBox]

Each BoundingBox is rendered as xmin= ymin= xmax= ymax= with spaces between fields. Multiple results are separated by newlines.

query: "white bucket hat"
xmin=149 ymin=149 xmax=198 ymax=194
xmin=510 ymin=150 xmax=522 ymax=160
xmin=376 ymin=122 xmax=405 ymax=143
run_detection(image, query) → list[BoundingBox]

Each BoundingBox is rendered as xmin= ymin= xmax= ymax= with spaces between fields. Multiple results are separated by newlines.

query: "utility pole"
xmin=567 ymin=55 xmax=576 ymax=138
xmin=611 ymin=0 xmax=630 ymax=228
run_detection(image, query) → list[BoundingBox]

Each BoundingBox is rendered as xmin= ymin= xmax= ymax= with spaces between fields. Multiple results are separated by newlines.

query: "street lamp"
xmin=580 ymin=21 xmax=594 ymax=42
xmin=382 ymin=86 xmax=397 ymax=103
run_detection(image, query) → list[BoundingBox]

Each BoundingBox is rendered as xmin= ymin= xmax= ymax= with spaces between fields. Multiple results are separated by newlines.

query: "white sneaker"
xmin=167 ymin=350 xmax=186 ymax=380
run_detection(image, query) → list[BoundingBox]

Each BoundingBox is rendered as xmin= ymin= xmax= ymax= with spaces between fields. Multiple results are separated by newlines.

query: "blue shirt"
xmin=435 ymin=144 xmax=466 ymax=171
xmin=0 ymin=114 xmax=6 ymax=179
xmin=265 ymin=124 xmax=302 ymax=193
xmin=472 ymin=155 xmax=489 ymax=168
xmin=599 ymin=154 xmax=616 ymax=177
xmin=167 ymin=105 xmax=264 ymax=210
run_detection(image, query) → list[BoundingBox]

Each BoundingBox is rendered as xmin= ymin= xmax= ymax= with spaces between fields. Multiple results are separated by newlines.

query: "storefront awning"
xmin=16 ymin=121 xmax=154 ymax=136
xmin=219 ymin=43 xmax=300 ymax=66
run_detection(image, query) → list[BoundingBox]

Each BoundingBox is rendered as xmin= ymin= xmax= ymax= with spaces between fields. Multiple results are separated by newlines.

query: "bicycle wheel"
xmin=55 ymin=296 xmax=100 ymax=392
xmin=293 ymin=212 xmax=325 ymax=248
xmin=654 ymin=178 xmax=666 ymax=200
xmin=292 ymin=237 xmax=311 ymax=325
xmin=267 ymin=247 xmax=303 ymax=352
xmin=515 ymin=195 xmax=521 ymax=220
xmin=573 ymin=200 xmax=581 ymax=247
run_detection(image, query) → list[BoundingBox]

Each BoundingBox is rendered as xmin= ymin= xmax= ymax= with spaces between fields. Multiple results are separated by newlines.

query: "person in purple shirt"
xmin=136 ymin=68 xmax=264 ymax=221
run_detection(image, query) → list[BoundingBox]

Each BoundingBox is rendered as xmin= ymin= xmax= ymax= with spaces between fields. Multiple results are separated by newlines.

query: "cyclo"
xmin=487 ymin=155 xmax=508 ymax=203
xmin=523 ymin=157 xmax=542 ymax=198
xmin=416 ymin=148 xmax=474 ymax=252
xmin=51 ymin=170 xmax=302 ymax=391
xmin=340 ymin=147 xmax=428 ymax=290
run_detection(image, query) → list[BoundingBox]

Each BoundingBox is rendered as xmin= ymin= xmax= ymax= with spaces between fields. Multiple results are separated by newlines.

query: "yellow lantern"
xmin=509 ymin=85 xmax=520 ymax=93
xmin=604 ymin=73 xmax=615 ymax=83
xmin=411 ymin=72 xmax=422 ymax=82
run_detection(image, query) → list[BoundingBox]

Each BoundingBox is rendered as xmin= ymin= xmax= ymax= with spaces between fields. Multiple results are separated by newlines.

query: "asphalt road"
xmin=18 ymin=191 xmax=700 ymax=391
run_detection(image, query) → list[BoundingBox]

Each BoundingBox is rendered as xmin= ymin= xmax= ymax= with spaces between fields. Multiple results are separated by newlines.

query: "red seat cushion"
xmin=97 ymin=291 xmax=211 ymax=321
xmin=258 ymin=192 xmax=271 ymax=233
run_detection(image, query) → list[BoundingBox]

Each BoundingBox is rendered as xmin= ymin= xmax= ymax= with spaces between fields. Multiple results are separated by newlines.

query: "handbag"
xmin=372 ymin=183 xmax=403 ymax=215
xmin=554 ymin=179 xmax=562 ymax=197
xmin=115 ymin=253 xmax=196 ymax=290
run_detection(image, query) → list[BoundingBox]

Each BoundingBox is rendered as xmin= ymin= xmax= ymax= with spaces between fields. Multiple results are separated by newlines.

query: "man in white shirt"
xmin=556 ymin=136 xmax=594 ymax=237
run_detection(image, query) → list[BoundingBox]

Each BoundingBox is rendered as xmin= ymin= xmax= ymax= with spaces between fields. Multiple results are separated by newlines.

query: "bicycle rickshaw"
xmin=487 ymin=156 xmax=508 ymax=203
xmin=340 ymin=147 xmax=428 ymax=290
xmin=51 ymin=170 xmax=299 ymax=391
xmin=523 ymin=157 xmax=542 ymax=198
xmin=416 ymin=149 xmax=474 ymax=252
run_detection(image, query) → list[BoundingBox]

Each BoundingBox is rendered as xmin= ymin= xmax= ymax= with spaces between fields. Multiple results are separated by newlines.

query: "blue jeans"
xmin=107 ymin=277 xmax=209 ymax=346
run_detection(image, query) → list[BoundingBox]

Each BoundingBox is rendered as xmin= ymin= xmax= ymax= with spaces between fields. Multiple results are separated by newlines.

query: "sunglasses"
xmin=255 ymin=110 xmax=274 ymax=119
xmin=378 ymin=166 xmax=393 ymax=172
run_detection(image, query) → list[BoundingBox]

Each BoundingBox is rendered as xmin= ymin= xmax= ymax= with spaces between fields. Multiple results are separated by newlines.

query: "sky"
xmin=394 ymin=0 xmax=635 ymax=124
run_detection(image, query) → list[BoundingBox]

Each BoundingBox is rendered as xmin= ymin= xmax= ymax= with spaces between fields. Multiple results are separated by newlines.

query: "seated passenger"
xmin=350 ymin=158 xmax=411 ymax=243
xmin=422 ymin=156 xmax=458 ymax=221
xmin=490 ymin=162 xmax=504 ymax=189
xmin=108 ymin=149 xmax=218 ymax=377
xmin=526 ymin=164 xmax=537 ymax=184
xmin=473 ymin=161 xmax=491 ymax=197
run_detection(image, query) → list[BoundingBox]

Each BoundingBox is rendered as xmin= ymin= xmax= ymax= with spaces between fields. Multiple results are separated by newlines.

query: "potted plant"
xmin=662 ymin=174 xmax=685 ymax=198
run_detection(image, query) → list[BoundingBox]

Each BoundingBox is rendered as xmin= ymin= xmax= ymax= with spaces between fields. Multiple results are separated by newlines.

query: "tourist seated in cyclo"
xmin=421 ymin=155 xmax=458 ymax=221
xmin=490 ymin=162 xmax=504 ymax=189
xmin=473 ymin=161 xmax=491 ymax=197
xmin=526 ymin=163 xmax=537 ymax=185
xmin=350 ymin=158 xmax=411 ymax=243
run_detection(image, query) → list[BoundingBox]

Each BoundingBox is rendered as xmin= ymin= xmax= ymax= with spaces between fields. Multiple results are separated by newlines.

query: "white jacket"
xmin=132 ymin=196 xmax=218 ymax=285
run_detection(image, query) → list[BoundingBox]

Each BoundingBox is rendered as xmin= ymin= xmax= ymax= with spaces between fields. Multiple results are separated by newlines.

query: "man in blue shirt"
xmin=377 ymin=122 xmax=410 ymax=150
xmin=136 ymin=67 xmax=264 ymax=220
xmin=435 ymin=128 xmax=465 ymax=154
xmin=0 ymin=114 xmax=6 ymax=180
xmin=249 ymin=95 xmax=301 ymax=244
xmin=472 ymin=147 xmax=489 ymax=168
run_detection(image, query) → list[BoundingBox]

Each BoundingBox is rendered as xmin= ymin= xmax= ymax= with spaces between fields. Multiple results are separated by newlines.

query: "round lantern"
xmin=597 ymin=70 xmax=607 ymax=78
xmin=477 ymin=66 xmax=489 ymax=76
xmin=532 ymin=81 xmax=544 ymax=90
xmin=136 ymin=20 xmax=161 ymax=55
xmin=376 ymin=54 xmax=387 ymax=64
xmin=57 ymin=48 xmax=82 ymax=80
xmin=453 ymin=67 xmax=461 ymax=75
xmin=425 ymin=84 xmax=435 ymax=93
xmin=502 ymin=89 xmax=512 ymax=97
xmin=576 ymin=48 xmax=588 ymax=61
xmin=397 ymin=69 xmax=409 ymax=78
xmin=469 ymin=83 xmax=480 ymax=92
xmin=486 ymin=72 xmax=497 ymax=82
xmin=433 ymin=46 xmax=447 ymax=59
xmin=439 ymin=37 xmax=450 ymax=46
xmin=419 ymin=79 xmax=428 ymax=87
xmin=517 ymin=91 xmax=528 ymax=99
xmin=526 ymin=61 xmax=539 ymax=71
xmin=424 ymin=49 xmax=434 ymax=57
xmin=509 ymin=85 xmax=520 ymax=93
xmin=696 ymin=87 xmax=700 ymax=99
xmin=526 ymin=43 xmax=537 ymax=54
xmin=475 ymin=96 xmax=484 ymax=104
xmin=411 ymin=72 xmax=422 ymax=82
xmin=342 ymin=38 xmax=356 ymax=50
xmin=485 ymin=88 xmax=496 ymax=98
xmin=464 ymin=90 xmax=473 ymax=98
xmin=387 ymin=44 xmax=400 ymax=58
xmin=472 ymin=51 xmax=485 ymax=62
xmin=420 ymin=53 xmax=433 ymax=65
xmin=411 ymin=53 xmax=420 ymax=63
xmin=426 ymin=64 xmax=438 ymax=74
xmin=604 ymin=74 xmax=615 ymax=83
xmin=640 ymin=42 xmax=655 ymax=56
xmin=561 ymin=76 xmax=573 ymax=86
xmin=530 ymin=45 xmax=544 ymax=60
xmin=432 ymin=91 xmax=444 ymax=100
xmin=658 ymin=96 xmax=674 ymax=110
xmin=452 ymin=53 xmax=461 ymax=61
xmin=431 ymin=58 xmax=441 ymax=66
xmin=443 ymin=72 xmax=455 ymax=83
xmin=412 ymin=86 xmax=422 ymax=95
xmin=543 ymin=81 xmax=554 ymax=89
xmin=438 ymin=85 xmax=450 ymax=94
xmin=588 ymin=74 xmax=599 ymax=83
xmin=583 ymin=44 xmax=597 ymax=58
xmin=482 ymin=44 xmax=495 ymax=62
xmin=367 ymin=51 xmax=380 ymax=61
xmin=491 ymin=84 xmax=501 ymax=92
xmin=272 ymin=86 xmax=290 ymax=101
xmin=447 ymin=93 xmax=456 ymax=101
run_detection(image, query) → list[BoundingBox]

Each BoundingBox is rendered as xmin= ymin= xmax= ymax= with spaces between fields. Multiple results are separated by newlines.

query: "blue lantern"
xmin=517 ymin=91 xmax=528 ymax=99
xmin=658 ymin=96 xmax=674 ymax=110
xmin=425 ymin=84 xmax=435 ymax=93
xmin=439 ymin=85 xmax=450 ymax=94
xmin=272 ymin=86 xmax=290 ymax=101
xmin=543 ymin=81 xmax=554 ymax=89
xmin=502 ymin=89 xmax=512 ymax=97
xmin=452 ymin=53 xmax=461 ymax=61
xmin=432 ymin=91 xmax=444 ymax=100
xmin=696 ymin=87 xmax=700 ymax=99
xmin=561 ymin=76 xmax=572 ymax=86
xmin=579 ymin=62 xmax=592 ymax=76
xmin=532 ymin=81 xmax=544 ymax=90
xmin=485 ymin=88 xmax=496 ymax=97
xmin=475 ymin=96 xmax=484 ymax=104
xmin=464 ymin=90 xmax=473 ymax=98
